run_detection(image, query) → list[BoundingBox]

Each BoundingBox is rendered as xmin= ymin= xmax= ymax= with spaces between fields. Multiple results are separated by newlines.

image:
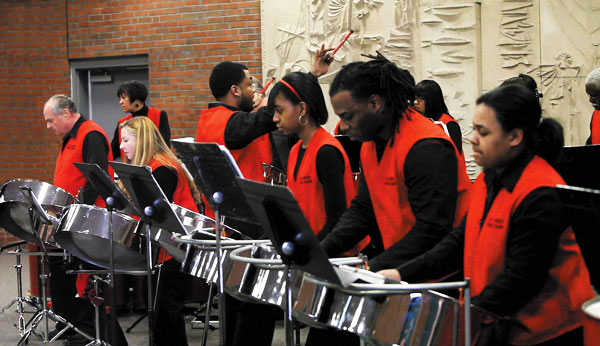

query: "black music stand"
xmin=235 ymin=178 xmax=346 ymax=346
xmin=110 ymin=161 xmax=189 ymax=346
xmin=171 ymin=140 xmax=263 ymax=346
xmin=73 ymin=162 xmax=143 ymax=345
xmin=555 ymin=144 xmax=600 ymax=190
xmin=556 ymin=185 xmax=600 ymax=290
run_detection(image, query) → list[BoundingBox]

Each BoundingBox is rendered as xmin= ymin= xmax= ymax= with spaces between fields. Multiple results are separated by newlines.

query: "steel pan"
xmin=294 ymin=265 xmax=462 ymax=346
xmin=224 ymin=244 xmax=365 ymax=308
xmin=54 ymin=204 xmax=144 ymax=271
xmin=0 ymin=179 xmax=75 ymax=247
xmin=262 ymin=163 xmax=286 ymax=185
xmin=179 ymin=223 xmax=257 ymax=283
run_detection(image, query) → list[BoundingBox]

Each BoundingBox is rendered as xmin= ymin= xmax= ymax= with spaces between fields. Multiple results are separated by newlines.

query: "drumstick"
xmin=325 ymin=30 xmax=354 ymax=63
xmin=259 ymin=76 xmax=276 ymax=96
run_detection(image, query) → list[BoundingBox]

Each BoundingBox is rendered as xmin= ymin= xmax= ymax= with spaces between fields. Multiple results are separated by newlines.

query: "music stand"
xmin=555 ymin=144 xmax=600 ymax=190
xmin=235 ymin=178 xmax=346 ymax=346
xmin=556 ymin=184 xmax=600 ymax=290
xmin=110 ymin=161 xmax=189 ymax=346
xmin=72 ymin=162 xmax=143 ymax=345
xmin=171 ymin=140 xmax=264 ymax=346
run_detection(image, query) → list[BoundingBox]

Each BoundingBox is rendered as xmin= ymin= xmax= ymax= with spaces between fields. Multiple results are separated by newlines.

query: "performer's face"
xmin=237 ymin=71 xmax=255 ymax=112
xmin=119 ymin=94 xmax=137 ymax=113
xmin=330 ymin=90 xmax=383 ymax=142
xmin=43 ymin=104 xmax=71 ymax=137
xmin=272 ymin=94 xmax=304 ymax=136
xmin=586 ymin=83 xmax=600 ymax=110
xmin=120 ymin=128 xmax=137 ymax=161
xmin=413 ymin=96 xmax=426 ymax=114
xmin=470 ymin=103 xmax=521 ymax=169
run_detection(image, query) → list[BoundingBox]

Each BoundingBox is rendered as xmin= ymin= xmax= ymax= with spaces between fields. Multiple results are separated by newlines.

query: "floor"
xmin=0 ymin=247 xmax=304 ymax=346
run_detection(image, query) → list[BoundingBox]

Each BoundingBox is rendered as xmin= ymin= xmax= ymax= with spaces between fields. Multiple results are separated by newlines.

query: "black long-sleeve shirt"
xmin=207 ymin=102 xmax=279 ymax=167
xmin=294 ymin=144 xmax=347 ymax=239
xmin=397 ymin=151 xmax=567 ymax=316
xmin=446 ymin=121 xmax=462 ymax=154
xmin=111 ymin=105 xmax=170 ymax=159
xmin=320 ymin=135 xmax=458 ymax=271
xmin=62 ymin=116 xmax=110 ymax=205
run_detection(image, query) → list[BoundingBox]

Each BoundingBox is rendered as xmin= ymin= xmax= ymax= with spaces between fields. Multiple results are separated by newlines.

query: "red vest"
xmin=590 ymin=109 xmax=600 ymax=144
xmin=148 ymin=158 xmax=198 ymax=213
xmin=464 ymin=156 xmax=593 ymax=345
xmin=148 ymin=158 xmax=199 ymax=262
xmin=195 ymin=105 xmax=272 ymax=182
xmin=361 ymin=109 xmax=471 ymax=249
xmin=53 ymin=120 xmax=114 ymax=206
xmin=287 ymin=128 xmax=356 ymax=234
xmin=117 ymin=107 xmax=162 ymax=159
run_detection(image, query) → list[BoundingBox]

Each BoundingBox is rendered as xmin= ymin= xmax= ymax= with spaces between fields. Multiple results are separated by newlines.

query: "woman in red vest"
xmin=269 ymin=72 xmax=360 ymax=242
xmin=379 ymin=84 xmax=593 ymax=346
xmin=120 ymin=116 xmax=200 ymax=346
xmin=111 ymin=80 xmax=171 ymax=160
xmin=413 ymin=79 xmax=463 ymax=156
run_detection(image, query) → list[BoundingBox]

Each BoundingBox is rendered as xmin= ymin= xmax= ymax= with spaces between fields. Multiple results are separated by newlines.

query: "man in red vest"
xmin=317 ymin=52 xmax=471 ymax=273
xmin=43 ymin=95 xmax=126 ymax=346
xmin=585 ymin=67 xmax=600 ymax=144
xmin=196 ymin=62 xmax=278 ymax=346
xmin=111 ymin=80 xmax=171 ymax=160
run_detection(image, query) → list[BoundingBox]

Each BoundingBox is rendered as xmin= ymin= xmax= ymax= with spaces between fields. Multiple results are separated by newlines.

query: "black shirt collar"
xmin=208 ymin=102 xmax=239 ymax=112
xmin=131 ymin=105 xmax=149 ymax=117
xmin=483 ymin=149 xmax=534 ymax=192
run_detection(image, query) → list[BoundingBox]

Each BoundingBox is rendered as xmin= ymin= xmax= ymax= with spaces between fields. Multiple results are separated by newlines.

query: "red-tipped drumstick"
xmin=259 ymin=77 xmax=276 ymax=95
xmin=325 ymin=30 xmax=354 ymax=63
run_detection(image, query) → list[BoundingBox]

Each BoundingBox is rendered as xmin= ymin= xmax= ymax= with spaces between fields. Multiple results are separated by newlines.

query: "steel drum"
xmin=54 ymin=204 xmax=144 ymax=271
xmin=179 ymin=220 xmax=256 ymax=283
xmin=224 ymin=244 xmax=366 ymax=308
xmin=294 ymin=265 xmax=486 ymax=346
xmin=0 ymin=179 xmax=75 ymax=247
xmin=583 ymin=297 xmax=600 ymax=346
xmin=262 ymin=163 xmax=286 ymax=185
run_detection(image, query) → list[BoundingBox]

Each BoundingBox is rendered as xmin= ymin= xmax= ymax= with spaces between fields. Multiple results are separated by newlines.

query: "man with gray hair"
xmin=43 ymin=94 xmax=126 ymax=346
xmin=585 ymin=67 xmax=600 ymax=144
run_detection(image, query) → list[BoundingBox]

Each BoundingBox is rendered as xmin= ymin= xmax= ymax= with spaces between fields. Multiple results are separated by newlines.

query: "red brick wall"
xmin=0 ymin=0 xmax=262 ymax=245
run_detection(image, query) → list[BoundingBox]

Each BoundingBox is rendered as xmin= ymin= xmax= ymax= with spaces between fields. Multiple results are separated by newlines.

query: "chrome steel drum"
xmin=179 ymin=214 xmax=252 ymax=281
xmin=143 ymin=204 xmax=211 ymax=263
xmin=583 ymin=297 xmax=600 ymax=346
xmin=294 ymin=266 xmax=460 ymax=346
xmin=262 ymin=163 xmax=286 ymax=185
xmin=0 ymin=179 xmax=75 ymax=247
xmin=224 ymin=243 xmax=303 ymax=306
xmin=55 ymin=204 xmax=144 ymax=271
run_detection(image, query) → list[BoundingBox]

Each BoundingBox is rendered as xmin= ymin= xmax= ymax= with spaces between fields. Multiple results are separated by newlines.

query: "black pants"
xmin=224 ymin=293 xmax=277 ymax=346
xmin=153 ymin=258 xmax=190 ymax=346
xmin=305 ymin=326 xmax=360 ymax=346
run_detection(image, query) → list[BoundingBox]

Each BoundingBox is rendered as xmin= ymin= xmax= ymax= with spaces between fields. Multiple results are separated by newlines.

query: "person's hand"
xmin=376 ymin=269 xmax=401 ymax=281
xmin=312 ymin=44 xmax=334 ymax=78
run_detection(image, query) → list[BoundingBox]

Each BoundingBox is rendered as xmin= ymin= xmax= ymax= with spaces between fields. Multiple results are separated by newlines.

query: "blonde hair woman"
xmin=119 ymin=116 xmax=196 ymax=346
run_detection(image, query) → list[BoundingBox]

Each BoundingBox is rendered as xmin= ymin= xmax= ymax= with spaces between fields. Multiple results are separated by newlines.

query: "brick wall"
xmin=0 ymin=0 xmax=262 ymax=245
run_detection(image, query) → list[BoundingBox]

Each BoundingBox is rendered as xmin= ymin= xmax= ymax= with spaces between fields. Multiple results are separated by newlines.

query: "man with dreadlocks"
xmin=318 ymin=51 xmax=471 ymax=277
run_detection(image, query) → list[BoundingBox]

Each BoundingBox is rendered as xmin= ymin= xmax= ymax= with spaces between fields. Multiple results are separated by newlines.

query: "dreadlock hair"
xmin=330 ymin=51 xmax=415 ymax=133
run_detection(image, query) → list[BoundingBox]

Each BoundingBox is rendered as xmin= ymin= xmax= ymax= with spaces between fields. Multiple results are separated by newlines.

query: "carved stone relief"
xmin=262 ymin=0 xmax=600 ymax=177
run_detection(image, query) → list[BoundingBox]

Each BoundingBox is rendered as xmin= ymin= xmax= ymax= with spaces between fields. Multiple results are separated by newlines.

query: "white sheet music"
xmin=219 ymin=145 xmax=244 ymax=179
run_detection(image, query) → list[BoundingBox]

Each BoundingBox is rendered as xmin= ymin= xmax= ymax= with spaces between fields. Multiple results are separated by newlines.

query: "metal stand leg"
xmin=284 ymin=264 xmax=293 ymax=346
xmin=85 ymin=277 xmax=111 ymax=346
xmin=0 ymin=245 xmax=41 ymax=336
xmin=201 ymin=282 xmax=215 ymax=346
xmin=213 ymin=192 xmax=226 ymax=346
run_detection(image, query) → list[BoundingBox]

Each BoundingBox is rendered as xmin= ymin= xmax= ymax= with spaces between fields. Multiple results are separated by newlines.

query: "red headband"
xmin=279 ymin=79 xmax=303 ymax=102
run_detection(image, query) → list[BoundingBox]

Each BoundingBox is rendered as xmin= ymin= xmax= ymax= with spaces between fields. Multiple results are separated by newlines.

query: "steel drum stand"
xmin=86 ymin=275 xmax=111 ymax=346
xmin=211 ymin=191 xmax=227 ymax=346
xmin=0 ymin=241 xmax=41 ymax=336
xmin=17 ymin=188 xmax=93 ymax=345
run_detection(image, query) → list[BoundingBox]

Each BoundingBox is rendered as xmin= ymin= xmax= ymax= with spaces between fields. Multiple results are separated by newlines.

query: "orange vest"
xmin=148 ymin=158 xmax=199 ymax=262
xmin=117 ymin=107 xmax=162 ymax=159
xmin=195 ymin=105 xmax=272 ymax=182
xmin=590 ymin=109 xmax=600 ymax=144
xmin=53 ymin=119 xmax=114 ymax=207
xmin=287 ymin=128 xmax=355 ymax=233
xmin=361 ymin=109 xmax=471 ymax=249
xmin=464 ymin=156 xmax=593 ymax=345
